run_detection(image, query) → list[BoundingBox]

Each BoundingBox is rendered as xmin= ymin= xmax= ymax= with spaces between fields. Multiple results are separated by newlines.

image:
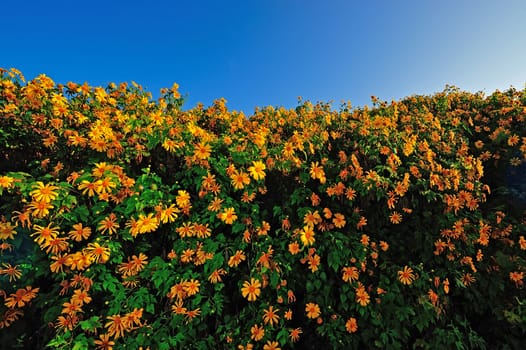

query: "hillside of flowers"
xmin=0 ymin=67 xmax=525 ymax=349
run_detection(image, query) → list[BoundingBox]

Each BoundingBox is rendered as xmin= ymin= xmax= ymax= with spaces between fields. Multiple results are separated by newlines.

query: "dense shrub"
xmin=0 ymin=68 xmax=525 ymax=349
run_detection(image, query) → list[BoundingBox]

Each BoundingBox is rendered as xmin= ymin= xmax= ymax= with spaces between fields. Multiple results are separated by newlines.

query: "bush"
xmin=0 ymin=68 xmax=525 ymax=349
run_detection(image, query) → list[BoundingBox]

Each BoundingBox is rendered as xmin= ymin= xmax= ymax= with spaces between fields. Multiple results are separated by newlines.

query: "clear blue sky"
xmin=2 ymin=0 xmax=525 ymax=114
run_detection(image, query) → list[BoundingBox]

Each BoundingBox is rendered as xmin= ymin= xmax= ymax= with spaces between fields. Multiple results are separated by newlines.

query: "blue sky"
xmin=2 ymin=0 xmax=525 ymax=114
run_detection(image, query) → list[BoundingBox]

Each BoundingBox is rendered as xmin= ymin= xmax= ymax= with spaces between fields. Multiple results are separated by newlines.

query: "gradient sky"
xmin=2 ymin=0 xmax=525 ymax=114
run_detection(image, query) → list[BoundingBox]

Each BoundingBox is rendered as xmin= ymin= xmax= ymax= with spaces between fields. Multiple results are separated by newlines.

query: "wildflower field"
xmin=0 ymin=67 xmax=525 ymax=349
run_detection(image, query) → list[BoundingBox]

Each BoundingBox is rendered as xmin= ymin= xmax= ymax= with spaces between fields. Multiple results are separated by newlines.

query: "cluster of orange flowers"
xmin=1 ymin=68 xmax=525 ymax=348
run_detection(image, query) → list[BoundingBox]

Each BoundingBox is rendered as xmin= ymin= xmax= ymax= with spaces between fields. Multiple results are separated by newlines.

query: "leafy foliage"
xmin=0 ymin=68 xmax=525 ymax=349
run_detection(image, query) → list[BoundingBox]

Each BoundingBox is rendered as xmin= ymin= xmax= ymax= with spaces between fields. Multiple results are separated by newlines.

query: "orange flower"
xmin=345 ymin=317 xmax=358 ymax=333
xmin=98 ymin=213 xmax=119 ymax=235
xmin=4 ymin=286 xmax=40 ymax=308
xmin=288 ymin=241 xmax=300 ymax=255
xmin=508 ymin=134 xmax=520 ymax=146
xmin=332 ymin=213 xmax=346 ymax=228
xmin=50 ymin=254 xmax=68 ymax=273
xmin=289 ymin=327 xmax=302 ymax=342
xmin=303 ymin=210 xmax=322 ymax=227
xmin=305 ymin=302 xmax=320 ymax=319
xmin=355 ymin=285 xmax=370 ymax=307
xmin=263 ymin=340 xmax=281 ymax=350
xmin=389 ymin=211 xmax=402 ymax=224
xmin=398 ymin=266 xmax=416 ymax=285
xmin=230 ymin=170 xmax=251 ymax=190
xmin=68 ymin=223 xmax=92 ymax=241
xmin=171 ymin=300 xmax=187 ymax=314
xmin=307 ymin=254 xmax=320 ymax=272
xmin=510 ymin=271 xmax=524 ymax=288
xmin=94 ymin=333 xmax=115 ymax=350
xmin=208 ymin=268 xmax=226 ymax=284
xmin=284 ymin=309 xmax=293 ymax=320
xmin=0 ymin=222 xmax=17 ymax=240
xmin=356 ymin=216 xmax=367 ymax=229
xmin=250 ymin=324 xmax=265 ymax=341
xmin=105 ymin=314 xmax=130 ymax=339
xmin=345 ymin=187 xmax=356 ymax=201
xmin=184 ymin=279 xmax=200 ymax=296
xmin=175 ymin=190 xmax=191 ymax=208
xmin=185 ymin=308 xmax=201 ymax=322
xmin=241 ymin=278 xmax=262 ymax=302
xmin=71 ymin=289 xmax=92 ymax=306
xmin=228 ymin=250 xmax=246 ymax=267
xmin=0 ymin=263 xmax=22 ymax=282
xmin=160 ymin=204 xmax=179 ymax=223
xmin=342 ymin=266 xmax=359 ymax=283
xmin=262 ymin=305 xmax=280 ymax=326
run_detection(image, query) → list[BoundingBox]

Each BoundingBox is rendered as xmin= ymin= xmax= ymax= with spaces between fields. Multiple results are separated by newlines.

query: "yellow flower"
xmin=94 ymin=177 xmax=117 ymax=195
xmin=248 ymin=161 xmax=266 ymax=181
xmin=160 ymin=204 xmax=179 ymax=223
xmin=309 ymin=161 xmax=326 ymax=183
xmin=135 ymin=213 xmax=159 ymax=234
xmin=78 ymin=180 xmax=97 ymax=197
xmin=219 ymin=207 xmax=237 ymax=224
xmin=176 ymin=190 xmax=191 ymax=208
xmin=84 ymin=242 xmax=111 ymax=263
xmin=30 ymin=181 xmax=59 ymax=202
xmin=241 ymin=278 xmax=261 ymax=302
xmin=31 ymin=223 xmax=59 ymax=245
xmin=300 ymin=225 xmax=315 ymax=246
xmin=0 ymin=175 xmax=14 ymax=189
xmin=194 ymin=142 xmax=212 ymax=160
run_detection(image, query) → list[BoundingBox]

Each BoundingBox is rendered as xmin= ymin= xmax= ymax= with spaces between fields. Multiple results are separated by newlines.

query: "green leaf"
xmin=79 ymin=316 xmax=101 ymax=331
